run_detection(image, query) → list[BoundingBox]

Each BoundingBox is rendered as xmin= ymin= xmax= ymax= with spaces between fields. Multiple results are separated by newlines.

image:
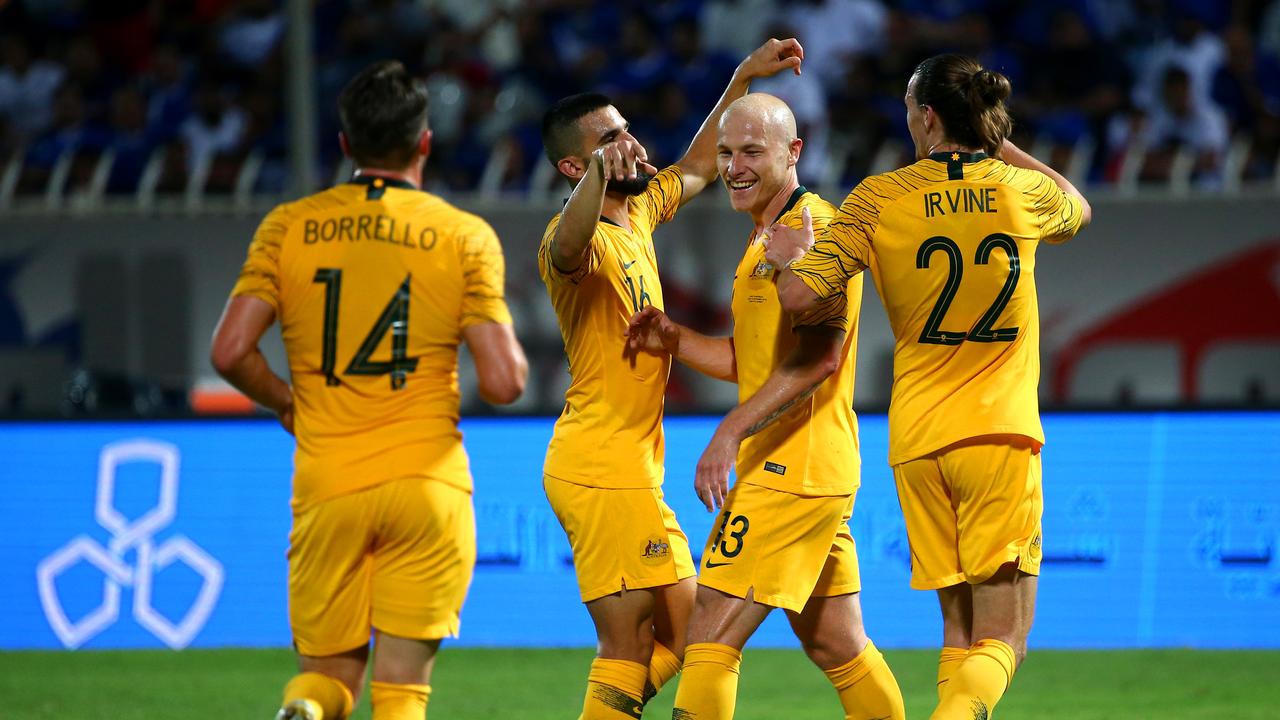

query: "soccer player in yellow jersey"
xmin=624 ymin=93 xmax=905 ymax=720
xmin=538 ymin=39 xmax=805 ymax=720
xmin=210 ymin=61 xmax=528 ymax=720
xmin=768 ymin=54 xmax=1092 ymax=720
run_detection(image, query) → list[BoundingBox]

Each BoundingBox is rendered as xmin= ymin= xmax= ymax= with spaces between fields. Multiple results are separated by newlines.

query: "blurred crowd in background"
xmin=2 ymin=0 xmax=1279 ymax=198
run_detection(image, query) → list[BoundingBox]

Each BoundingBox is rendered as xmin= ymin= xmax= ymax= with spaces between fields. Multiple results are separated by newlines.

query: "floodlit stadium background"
xmin=1 ymin=0 xmax=1278 ymax=670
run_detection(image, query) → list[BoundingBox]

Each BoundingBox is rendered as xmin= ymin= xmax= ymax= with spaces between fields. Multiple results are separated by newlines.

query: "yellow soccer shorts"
xmin=544 ymin=475 xmax=696 ymax=603
xmin=288 ymin=477 xmax=476 ymax=657
xmin=892 ymin=434 xmax=1043 ymax=590
xmin=697 ymin=482 xmax=860 ymax=614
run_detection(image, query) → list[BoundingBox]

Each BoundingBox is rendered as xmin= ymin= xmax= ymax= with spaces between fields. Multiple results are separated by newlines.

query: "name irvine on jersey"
xmin=303 ymin=214 xmax=439 ymax=251
xmin=923 ymin=186 xmax=998 ymax=218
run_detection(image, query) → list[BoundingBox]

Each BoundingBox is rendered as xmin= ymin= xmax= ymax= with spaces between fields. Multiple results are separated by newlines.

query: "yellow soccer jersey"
xmin=790 ymin=152 xmax=1084 ymax=465
xmin=538 ymin=165 xmax=684 ymax=489
xmin=731 ymin=188 xmax=863 ymax=495
xmin=231 ymin=175 xmax=513 ymax=511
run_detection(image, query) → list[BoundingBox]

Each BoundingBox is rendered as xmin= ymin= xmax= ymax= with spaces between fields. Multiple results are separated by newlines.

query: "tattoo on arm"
xmin=743 ymin=378 xmax=825 ymax=438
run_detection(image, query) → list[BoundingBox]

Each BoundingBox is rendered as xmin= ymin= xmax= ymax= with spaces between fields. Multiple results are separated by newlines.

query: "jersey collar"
xmin=928 ymin=151 xmax=988 ymax=181
xmin=350 ymin=174 xmax=418 ymax=199
xmin=771 ymin=185 xmax=809 ymax=225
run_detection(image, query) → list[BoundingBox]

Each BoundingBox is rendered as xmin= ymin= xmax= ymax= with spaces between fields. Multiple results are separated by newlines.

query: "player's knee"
xmin=797 ymin=629 xmax=864 ymax=670
xmin=1013 ymin=640 xmax=1029 ymax=667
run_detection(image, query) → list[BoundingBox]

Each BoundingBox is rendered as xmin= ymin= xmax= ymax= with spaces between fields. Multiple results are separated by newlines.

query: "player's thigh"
xmin=685 ymin=583 xmax=772 ymax=650
xmin=892 ymin=457 xmax=965 ymax=590
xmin=967 ymin=563 xmax=1038 ymax=659
xmin=585 ymin=585 xmax=658 ymax=663
xmin=289 ymin=492 xmax=378 ymax=657
xmin=544 ymin=475 xmax=695 ymax=603
xmin=698 ymin=483 xmax=852 ymax=614
xmin=370 ymin=478 xmax=476 ymax=643
xmin=650 ymin=574 xmax=697 ymax=654
xmin=943 ymin=436 xmax=1043 ymax=585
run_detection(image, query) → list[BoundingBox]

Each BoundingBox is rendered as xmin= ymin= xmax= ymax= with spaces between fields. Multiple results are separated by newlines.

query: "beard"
xmin=606 ymin=172 xmax=654 ymax=196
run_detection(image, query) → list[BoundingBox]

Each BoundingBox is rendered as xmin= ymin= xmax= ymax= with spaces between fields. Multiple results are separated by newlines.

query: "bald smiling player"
xmin=627 ymin=94 xmax=904 ymax=720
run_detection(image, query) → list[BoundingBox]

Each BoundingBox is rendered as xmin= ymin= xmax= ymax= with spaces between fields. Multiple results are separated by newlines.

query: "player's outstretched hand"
xmin=738 ymin=37 xmax=805 ymax=80
xmin=695 ymin=429 xmax=739 ymax=512
xmin=594 ymin=140 xmax=658 ymax=182
xmin=624 ymin=305 xmax=680 ymax=357
xmin=764 ymin=205 xmax=815 ymax=270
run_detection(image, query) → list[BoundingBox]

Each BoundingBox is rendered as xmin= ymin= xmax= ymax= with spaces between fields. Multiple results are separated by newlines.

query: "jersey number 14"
xmin=312 ymin=268 xmax=420 ymax=390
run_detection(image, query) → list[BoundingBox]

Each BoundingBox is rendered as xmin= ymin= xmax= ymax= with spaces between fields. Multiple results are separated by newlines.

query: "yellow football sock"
xmin=930 ymin=639 xmax=1016 ymax=720
xmin=369 ymin=680 xmax=430 ymax=720
xmin=937 ymin=646 xmax=968 ymax=699
xmin=281 ymin=672 xmax=354 ymax=720
xmin=670 ymin=642 xmax=742 ymax=720
xmin=822 ymin=639 xmax=906 ymax=720
xmin=644 ymin=642 xmax=683 ymax=703
xmin=580 ymin=657 xmax=649 ymax=719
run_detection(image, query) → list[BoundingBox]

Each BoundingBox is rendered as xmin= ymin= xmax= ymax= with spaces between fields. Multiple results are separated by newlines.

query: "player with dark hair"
xmin=768 ymin=53 xmax=1091 ymax=720
xmin=212 ymin=60 xmax=528 ymax=720
xmin=624 ymin=92 xmax=906 ymax=720
xmin=537 ymin=39 xmax=804 ymax=719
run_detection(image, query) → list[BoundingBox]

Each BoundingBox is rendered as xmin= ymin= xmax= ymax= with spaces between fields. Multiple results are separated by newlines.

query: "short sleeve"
xmin=538 ymin=214 xmax=604 ymax=285
xmin=458 ymin=222 xmax=514 ymax=328
xmin=632 ymin=165 xmax=685 ymax=231
xmin=792 ymin=289 xmax=849 ymax=332
xmin=1028 ymin=173 xmax=1084 ymax=244
xmin=230 ymin=203 xmax=289 ymax=312
xmin=790 ymin=182 xmax=875 ymax=300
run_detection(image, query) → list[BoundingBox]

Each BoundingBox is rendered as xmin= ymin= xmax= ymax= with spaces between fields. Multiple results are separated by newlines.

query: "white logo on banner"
xmin=35 ymin=439 xmax=224 ymax=649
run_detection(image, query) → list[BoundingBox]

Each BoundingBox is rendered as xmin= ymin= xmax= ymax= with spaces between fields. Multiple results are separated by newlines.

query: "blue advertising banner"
xmin=1 ymin=413 xmax=1277 ymax=651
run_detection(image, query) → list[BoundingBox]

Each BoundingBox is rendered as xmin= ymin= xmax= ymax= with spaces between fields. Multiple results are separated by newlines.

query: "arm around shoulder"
xmin=1000 ymin=139 xmax=1092 ymax=231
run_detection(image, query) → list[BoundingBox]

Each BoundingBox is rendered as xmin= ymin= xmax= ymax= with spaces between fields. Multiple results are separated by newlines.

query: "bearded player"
xmin=538 ymin=39 xmax=807 ymax=719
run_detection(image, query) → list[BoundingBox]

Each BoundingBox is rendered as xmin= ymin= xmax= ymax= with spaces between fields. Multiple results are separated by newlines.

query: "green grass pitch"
xmin=3 ymin=647 xmax=1276 ymax=718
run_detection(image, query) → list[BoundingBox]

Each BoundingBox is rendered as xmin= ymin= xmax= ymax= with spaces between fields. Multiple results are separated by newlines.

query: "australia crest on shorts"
xmin=641 ymin=536 xmax=670 ymax=565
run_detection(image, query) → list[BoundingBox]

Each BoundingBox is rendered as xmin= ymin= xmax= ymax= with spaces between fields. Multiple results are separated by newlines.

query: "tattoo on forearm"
xmin=743 ymin=379 xmax=825 ymax=438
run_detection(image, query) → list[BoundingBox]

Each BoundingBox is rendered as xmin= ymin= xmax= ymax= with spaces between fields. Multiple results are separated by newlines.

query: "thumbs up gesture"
xmin=764 ymin=206 xmax=815 ymax=271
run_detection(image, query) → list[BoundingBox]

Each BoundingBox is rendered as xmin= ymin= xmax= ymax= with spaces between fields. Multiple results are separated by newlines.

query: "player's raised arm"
xmin=692 ymin=325 xmax=845 ymax=511
xmin=210 ymin=295 xmax=294 ymax=433
xmin=999 ymin=139 xmax=1092 ymax=229
xmin=625 ymin=305 xmax=737 ymax=383
xmin=674 ymin=38 xmax=804 ymax=203
xmin=551 ymin=140 xmax=654 ymax=272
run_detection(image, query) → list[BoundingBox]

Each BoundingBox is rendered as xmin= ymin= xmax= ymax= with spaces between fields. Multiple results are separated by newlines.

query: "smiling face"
xmin=716 ymin=97 xmax=801 ymax=219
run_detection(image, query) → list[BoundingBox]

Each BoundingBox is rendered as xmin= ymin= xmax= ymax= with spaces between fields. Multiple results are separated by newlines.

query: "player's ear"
xmin=338 ymin=132 xmax=351 ymax=158
xmin=558 ymin=156 xmax=585 ymax=181
xmin=922 ymin=105 xmax=938 ymax=136
xmin=418 ymin=129 xmax=432 ymax=159
xmin=789 ymin=137 xmax=804 ymax=167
